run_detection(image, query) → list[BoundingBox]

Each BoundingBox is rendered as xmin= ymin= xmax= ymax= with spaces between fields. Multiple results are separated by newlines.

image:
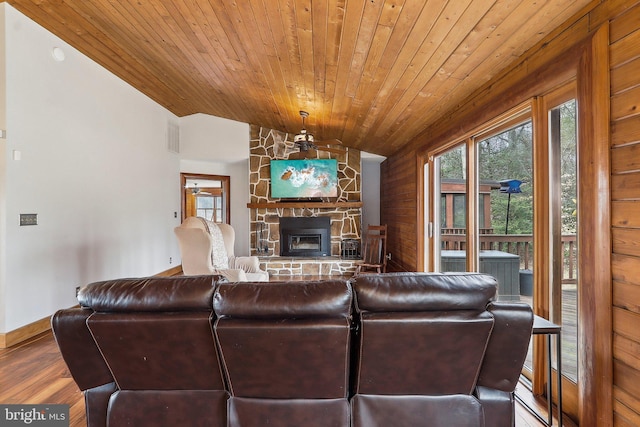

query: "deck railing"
xmin=441 ymin=232 xmax=577 ymax=284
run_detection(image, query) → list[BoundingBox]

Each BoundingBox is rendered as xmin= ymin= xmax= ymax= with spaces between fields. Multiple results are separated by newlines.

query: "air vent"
xmin=167 ymin=122 xmax=180 ymax=153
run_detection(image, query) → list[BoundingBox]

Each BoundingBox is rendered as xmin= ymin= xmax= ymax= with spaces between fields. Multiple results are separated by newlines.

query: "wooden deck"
xmin=520 ymin=287 xmax=578 ymax=382
xmin=0 ymin=330 xmax=570 ymax=426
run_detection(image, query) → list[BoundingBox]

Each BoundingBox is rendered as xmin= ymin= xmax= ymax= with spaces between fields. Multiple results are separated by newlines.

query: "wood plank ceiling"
xmin=5 ymin=0 xmax=594 ymax=157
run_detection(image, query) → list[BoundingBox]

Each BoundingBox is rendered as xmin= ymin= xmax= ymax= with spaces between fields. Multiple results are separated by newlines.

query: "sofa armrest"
xmin=51 ymin=308 xmax=114 ymax=391
xmin=228 ymin=256 xmax=269 ymax=281
xmin=477 ymin=301 xmax=533 ymax=392
xmin=229 ymin=256 xmax=261 ymax=273
xmin=474 ymin=386 xmax=514 ymax=427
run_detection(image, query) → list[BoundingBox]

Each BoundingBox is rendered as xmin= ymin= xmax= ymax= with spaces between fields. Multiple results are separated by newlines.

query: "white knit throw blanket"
xmin=203 ymin=220 xmax=229 ymax=269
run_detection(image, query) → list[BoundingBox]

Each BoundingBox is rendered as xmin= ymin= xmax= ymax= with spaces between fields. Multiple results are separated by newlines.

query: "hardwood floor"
xmin=514 ymin=381 xmax=577 ymax=427
xmin=0 ymin=330 xmax=570 ymax=427
xmin=0 ymin=331 xmax=86 ymax=426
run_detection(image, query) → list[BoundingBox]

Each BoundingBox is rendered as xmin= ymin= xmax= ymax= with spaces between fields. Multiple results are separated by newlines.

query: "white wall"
xmin=0 ymin=5 xmax=182 ymax=333
xmin=0 ymin=5 xmax=6 ymax=334
xmin=180 ymin=113 xmax=250 ymax=163
xmin=362 ymin=155 xmax=385 ymax=229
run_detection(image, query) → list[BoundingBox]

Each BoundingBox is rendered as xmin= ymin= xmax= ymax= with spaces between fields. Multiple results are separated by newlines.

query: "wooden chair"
xmin=355 ymin=225 xmax=388 ymax=275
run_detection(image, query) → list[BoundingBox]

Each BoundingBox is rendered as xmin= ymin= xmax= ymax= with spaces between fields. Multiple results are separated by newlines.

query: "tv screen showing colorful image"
xmin=270 ymin=159 xmax=339 ymax=198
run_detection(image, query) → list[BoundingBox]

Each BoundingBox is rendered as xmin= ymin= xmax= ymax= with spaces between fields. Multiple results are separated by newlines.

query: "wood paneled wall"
xmin=380 ymin=0 xmax=640 ymax=425
xmin=380 ymin=149 xmax=419 ymax=272
xmin=610 ymin=4 xmax=640 ymax=427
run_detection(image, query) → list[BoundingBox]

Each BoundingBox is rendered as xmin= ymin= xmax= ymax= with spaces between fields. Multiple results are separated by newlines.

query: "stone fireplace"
xmin=248 ymin=125 xmax=363 ymax=276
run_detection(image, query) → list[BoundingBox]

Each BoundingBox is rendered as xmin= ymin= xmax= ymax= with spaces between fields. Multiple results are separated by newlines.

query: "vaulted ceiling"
xmin=6 ymin=0 xmax=594 ymax=157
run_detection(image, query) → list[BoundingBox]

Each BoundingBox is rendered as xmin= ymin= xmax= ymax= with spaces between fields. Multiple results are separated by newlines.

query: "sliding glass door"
xmin=540 ymin=87 xmax=579 ymax=417
xmin=434 ymin=145 xmax=468 ymax=272
xmin=424 ymin=83 xmax=580 ymax=421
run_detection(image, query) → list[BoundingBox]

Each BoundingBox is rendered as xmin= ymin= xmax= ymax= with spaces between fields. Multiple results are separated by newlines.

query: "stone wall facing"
xmin=258 ymin=256 xmax=360 ymax=277
xmin=249 ymin=125 xmax=362 ymax=260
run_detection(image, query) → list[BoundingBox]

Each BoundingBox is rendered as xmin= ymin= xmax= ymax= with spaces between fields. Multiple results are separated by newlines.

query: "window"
xmin=195 ymin=190 xmax=224 ymax=223
xmin=452 ymin=194 xmax=466 ymax=229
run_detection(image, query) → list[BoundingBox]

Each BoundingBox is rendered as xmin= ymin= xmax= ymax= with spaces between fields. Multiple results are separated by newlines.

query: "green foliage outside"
xmin=439 ymin=100 xmax=577 ymax=235
xmin=479 ymin=122 xmax=534 ymax=235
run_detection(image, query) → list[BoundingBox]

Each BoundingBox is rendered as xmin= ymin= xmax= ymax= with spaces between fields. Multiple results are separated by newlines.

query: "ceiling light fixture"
xmin=51 ymin=47 xmax=65 ymax=62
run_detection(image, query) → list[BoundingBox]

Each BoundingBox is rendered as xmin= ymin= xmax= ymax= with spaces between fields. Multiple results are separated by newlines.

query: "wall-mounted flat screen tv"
xmin=270 ymin=159 xmax=339 ymax=198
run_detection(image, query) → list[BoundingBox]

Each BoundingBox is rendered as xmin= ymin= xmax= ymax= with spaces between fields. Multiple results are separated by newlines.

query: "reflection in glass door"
xmin=435 ymin=145 xmax=467 ymax=272
xmin=537 ymin=86 xmax=579 ymax=420
xmin=550 ymin=99 xmax=579 ymax=384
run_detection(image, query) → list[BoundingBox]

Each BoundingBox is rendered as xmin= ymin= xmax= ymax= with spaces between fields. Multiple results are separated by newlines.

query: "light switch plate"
xmin=19 ymin=213 xmax=37 ymax=226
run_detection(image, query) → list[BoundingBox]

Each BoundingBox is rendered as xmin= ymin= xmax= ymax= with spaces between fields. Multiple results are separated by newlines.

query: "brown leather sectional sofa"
xmin=51 ymin=272 xmax=533 ymax=427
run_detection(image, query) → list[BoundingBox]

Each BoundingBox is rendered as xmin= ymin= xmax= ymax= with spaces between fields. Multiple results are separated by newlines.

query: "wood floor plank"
xmin=0 ymin=332 xmax=86 ymax=426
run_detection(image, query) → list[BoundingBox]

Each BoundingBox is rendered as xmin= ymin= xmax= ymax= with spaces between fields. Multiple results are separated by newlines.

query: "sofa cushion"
xmin=216 ymin=317 xmax=351 ymax=398
xmin=214 ymin=280 xmax=353 ymax=400
xmin=78 ymin=276 xmax=223 ymax=312
xmin=108 ymin=390 xmax=228 ymax=427
xmin=351 ymin=272 xmax=497 ymax=312
xmin=214 ymin=280 xmax=352 ymax=319
xmin=87 ymin=312 xmax=225 ymax=390
xmin=228 ymin=397 xmax=349 ymax=427
xmin=351 ymin=394 xmax=484 ymax=427
xmin=354 ymin=311 xmax=494 ymax=395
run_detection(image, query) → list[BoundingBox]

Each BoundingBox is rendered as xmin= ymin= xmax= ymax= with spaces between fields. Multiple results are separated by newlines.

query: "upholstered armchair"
xmin=175 ymin=217 xmax=269 ymax=282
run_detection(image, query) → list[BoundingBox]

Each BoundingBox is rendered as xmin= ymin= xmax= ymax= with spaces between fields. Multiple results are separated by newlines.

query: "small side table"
xmin=515 ymin=315 xmax=562 ymax=427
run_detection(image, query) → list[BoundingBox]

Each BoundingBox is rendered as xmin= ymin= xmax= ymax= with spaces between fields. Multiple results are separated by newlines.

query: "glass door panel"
xmin=538 ymin=85 xmax=578 ymax=421
xmin=477 ymin=121 xmax=534 ymax=304
xmin=550 ymin=99 xmax=578 ymax=383
xmin=435 ymin=145 xmax=467 ymax=272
